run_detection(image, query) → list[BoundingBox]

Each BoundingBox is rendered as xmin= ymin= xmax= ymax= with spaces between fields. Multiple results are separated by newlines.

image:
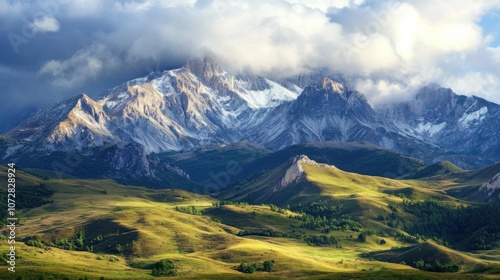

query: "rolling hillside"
xmin=1 ymin=165 xmax=499 ymax=279
xmin=160 ymin=141 xmax=427 ymax=190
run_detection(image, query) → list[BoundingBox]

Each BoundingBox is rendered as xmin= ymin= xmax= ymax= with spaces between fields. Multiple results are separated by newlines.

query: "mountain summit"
xmin=8 ymin=58 xmax=299 ymax=153
xmin=4 ymin=58 xmax=500 ymax=168
xmin=378 ymin=85 xmax=500 ymax=167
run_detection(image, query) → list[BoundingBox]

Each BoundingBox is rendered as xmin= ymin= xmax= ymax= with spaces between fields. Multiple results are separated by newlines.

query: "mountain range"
xmin=4 ymin=57 xmax=499 ymax=171
xmin=1 ymin=58 xmax=500 ymax=279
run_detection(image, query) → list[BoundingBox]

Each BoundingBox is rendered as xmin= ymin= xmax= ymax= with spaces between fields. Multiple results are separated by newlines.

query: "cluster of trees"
xmin=15 ymin=184 xmax=54 ymax=209
xmin=237 ymin=260 xmax=275 ymax=273
xmin=394 ymin=233 xmax=421 ymax=244
xmin=269 ymin=204 xmax=288 ymax=214
xmin=356 ymin=230 xmax=382 ymax=243
xmin=175 ymin=206 xmax=203 ymax=215
xmin=212 ymin=200 xmax=249 ymax=207
xmin=303 ymin=235 xmax=342 ymax=247
xmin=25 ymin=230 xmax=95 ymax=252
xmin=357 ymin=232 xmax=367 ymax=242
xmin=238 ymin=263 xmax=258 ymax=274
xmin=26 ymin=238 xmax=45 ymax=248
xmin=294 ymin=213 xmax=362 ymax=232
xmin=0 ymin=183 xmax=53 ymax=223
xmin=413 ymin=259 xmax=460 ymax=272
xmin=292 ymin=202 xmax=344 ymax=216
xmin=1 ymin=184 xmax=54 ymax=227
xmin=237 ymin=229 xmax=299 ymax=239
xmin=400 ymin=201 xmax=500 ymax=250
xmin=152 ymin=259 xmax=177 ymax=277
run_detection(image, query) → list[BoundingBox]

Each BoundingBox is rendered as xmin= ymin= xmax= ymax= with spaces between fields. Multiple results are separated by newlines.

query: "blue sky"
xmin=480 ymin=9 xmax=500 ymax=47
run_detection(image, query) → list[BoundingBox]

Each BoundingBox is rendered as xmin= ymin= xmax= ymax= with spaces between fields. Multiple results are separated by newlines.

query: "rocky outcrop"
xmin=276 ymin=155 xmax=335 ymax=191
xmin=480 ymin=172 xmax=500 ymax=201
xmin=104 ymin=142 xmax=190 ymax=182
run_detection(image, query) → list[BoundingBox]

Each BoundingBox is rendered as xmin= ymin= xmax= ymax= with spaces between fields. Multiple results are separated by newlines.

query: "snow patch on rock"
xmin=459 ymin=107 xmax=488 ymax=128
xmin=415 ymin=122 xmax=447 ymax=137
xmin=241 ymin=79 xmax=299 ymax=109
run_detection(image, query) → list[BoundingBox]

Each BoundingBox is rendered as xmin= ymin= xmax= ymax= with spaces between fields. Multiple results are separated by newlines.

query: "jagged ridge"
xmin=5 ymin=58 xmax=500 ymax=169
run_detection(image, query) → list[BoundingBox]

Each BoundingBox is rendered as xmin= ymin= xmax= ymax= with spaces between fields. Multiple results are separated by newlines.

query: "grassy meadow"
xmin=0 ymin=164 xmax=499 ymax=279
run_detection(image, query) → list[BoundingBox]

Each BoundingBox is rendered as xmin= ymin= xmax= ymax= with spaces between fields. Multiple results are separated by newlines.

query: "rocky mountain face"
xmin=103 ymin=142 xmax=189 ymax=181
xmin=248 ymin=78 xmax=382 ymax=149
xmin=8 ymin=57 xmax=299 ymax=154
xmin=4 ymin=58 xmax=500 ymax=169
xmin=7 ymin=93 xmax=132 ymax=152
xmin=378 ymin=84 xmax=500 ymax=168
xmin=277 ymin=154 xmax=335 ymax=191
xmin=480 ymin=172 xmax=500 ymax=201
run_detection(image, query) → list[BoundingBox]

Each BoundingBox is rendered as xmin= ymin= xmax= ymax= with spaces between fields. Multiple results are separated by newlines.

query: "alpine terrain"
xmin=3 ymin=57 xmax=500 ymax=172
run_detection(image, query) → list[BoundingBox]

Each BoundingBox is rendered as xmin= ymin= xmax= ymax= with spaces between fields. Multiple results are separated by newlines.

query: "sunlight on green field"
xmin=0 ymin=166 xmax=497 ymax=279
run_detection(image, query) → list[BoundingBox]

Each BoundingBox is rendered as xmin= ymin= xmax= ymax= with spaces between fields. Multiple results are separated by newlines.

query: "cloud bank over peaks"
xmin=2 ymin=0 xmax=500 ymax=120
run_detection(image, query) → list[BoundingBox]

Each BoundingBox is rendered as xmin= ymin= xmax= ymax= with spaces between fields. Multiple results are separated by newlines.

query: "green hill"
xmin=220 ymin=155 xmax=452 ymax=216
xmin=412 ymin=161 xmax=500 ymax=202
xmin=0 ymin=165 xmax=498 ymax=279
xmin=365 ymin=241 xmax=481 ymax=271
xmin=406 ymin=161 xmax=462 ymax=179
xmin=159 ymin=142 xmax=427 ymax=190
xmin=238 ymin=141 xmax=426 ymax=180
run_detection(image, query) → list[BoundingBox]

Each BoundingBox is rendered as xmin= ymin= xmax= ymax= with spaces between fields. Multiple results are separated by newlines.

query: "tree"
xmin=357 ymin=232 xmax=367 ymax=242
xmin=238 ymin=262 xmax=257 ymax=274
xmin=152 ymin=259 xmax=177 ymax=276
xmin=263 ymin=260 xmax=275 ymax=272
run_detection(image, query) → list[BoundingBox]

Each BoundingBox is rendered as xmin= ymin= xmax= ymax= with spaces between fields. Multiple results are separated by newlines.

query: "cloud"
xmin=31 ymin=16 xmax=60 ymax=33
xmin=102 ymin=0 xmax=500 ymax=105
xmin=0 ymin=0 xmax=24 ymax=15
xmin=38 ymin=43 xmax=118 ymax=88
xmin=3 ymin=0 xmax=500 ymax=119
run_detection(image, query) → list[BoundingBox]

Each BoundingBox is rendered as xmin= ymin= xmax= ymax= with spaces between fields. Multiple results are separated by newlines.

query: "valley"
xmin=1 ymin=151 xmax=499 ymax=279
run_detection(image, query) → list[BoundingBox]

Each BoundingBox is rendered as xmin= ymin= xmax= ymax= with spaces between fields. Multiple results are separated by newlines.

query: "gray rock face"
xmin=104 ymin=142 xmax=152 ymax=179
xmin=6 ymin=93 xmax=131 ymax=152
xmin=7 ymin=57 xmax=299 ymax=153
xmin=4 ymin=59 xmax=500 ymax=169
xmin=480 ymin=172 xmax=500 ymax=201
xmin=276 ymin=154 xmax=335 ymax=191
xmin=278 ymin=155 xmax=309 ymax=189
xmin=104 ymin=142 xmax=190 ymax=182
xmin=378 ymin=84 xmax=500 ymax=168
xmin=248 ymin=78 xmax=385 ymax=150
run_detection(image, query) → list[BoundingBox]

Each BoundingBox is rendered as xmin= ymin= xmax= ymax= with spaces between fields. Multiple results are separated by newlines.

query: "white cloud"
xmin=0 ymin=0 xmax=24 ymax=14
xmin=31 ymin=16 xmax=60 ymax=33
xmin=39 ymin=43 xmax=118 ymax=88
xmin=59 ymin=0 xmax=105 ymax=18
xmin=32 ymin=0 xmax=500 ymax=105
xmin=443 ymin=72 xmax=500 ymax=102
